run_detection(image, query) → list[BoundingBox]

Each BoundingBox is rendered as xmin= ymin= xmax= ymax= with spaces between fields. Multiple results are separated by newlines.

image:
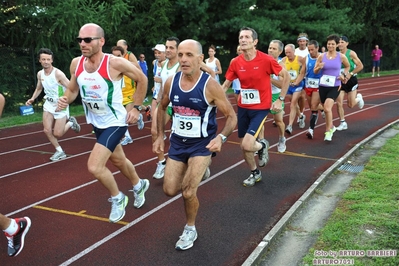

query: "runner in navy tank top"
xmin=153 ymin=39 xmax=237 ymax=251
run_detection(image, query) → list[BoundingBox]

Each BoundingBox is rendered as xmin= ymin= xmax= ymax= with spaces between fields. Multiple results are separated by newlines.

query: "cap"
xmin=152 ymin=44 xmax=166 ymax=52
xmin=340 ymin=36 xmax=349 ymax=42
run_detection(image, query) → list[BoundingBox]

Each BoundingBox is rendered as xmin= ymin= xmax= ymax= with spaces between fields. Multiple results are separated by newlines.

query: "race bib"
xmin=82 ymin=97 xmax=107 ymax=115
xmin=288 ymin=70 xmax=298 ymax=80
xmin=174 ymin=114 xmax=201 ymax=138
xmin=240 ymin=89 xmax=261 ymax=104
xmin=45 ymin=95 xmax=58 ymax=107
xmin=306 ymin=78 xmax=320 ymax=88
xmin=320 ymin=75 xmax=336 ymax=87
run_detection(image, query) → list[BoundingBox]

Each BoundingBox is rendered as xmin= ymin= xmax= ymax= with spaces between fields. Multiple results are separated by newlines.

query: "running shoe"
xmin=145 ymin=106 xmax=152 ymax=121
xmin=298 ymin=114 xmax=306 ymax=129
xmin=243 ymin=170 xmax=262 ymax=187
xmin=285 ymin=125 xmax=293 ymax=135
xmin=277 ymin=137 xmax=286 ymax=153
xmin=321 ymin=110 xmax=325 ymax=119
xmin=121 ymin=137 xmax=134 ymax=146
xmin=153 ymin=161 xmax=166 ymax=179
xmin=357 ymin=93 xmax=364 ymax=109
xmin=257 ymin=139 xmax=269 ymax=167
xmin=336 ymin=121 xmax=348 ymax=131
xmin=5 ymin=217 xmax=31 ymax=257
xmin=175 ymin=226 xmax=198 ymax=251
xmin=201 ymin=167 xmax=211 ymax=181
xmin=137 ymin=113 xmax=144 ymax=130
xmin=50 ymin=150 xmax=66 ymax=161
xmin=324 ymin=127 xmax=336 ymax=142
xmin=272 ymin=120 xmax=277 ymax=127
xmin=132 ymin=179 xmax=150 ymax=208
xmin=69 ymin=116 xmax=81 ymax=133
xmin=306 ymin=128 xmax=314 ymax=139
xmin=108 ymin=194 xmax=128 ymax=223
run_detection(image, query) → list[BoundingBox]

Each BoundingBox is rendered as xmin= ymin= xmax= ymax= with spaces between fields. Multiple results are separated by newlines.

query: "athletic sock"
xmin=56 ymin=146 xmax=63 ymax=152
xmin=133 ymin=180 xmax=142 ymax=191
xmin=160 ymin=159 xmax=166 ymax=165
xmin=3 ymin=219 xmax=18 ymax=235
xmin=111 ymin=191 xmax=124 ymax=201
xmin=185 ymin=224 xmax=196 ymax=231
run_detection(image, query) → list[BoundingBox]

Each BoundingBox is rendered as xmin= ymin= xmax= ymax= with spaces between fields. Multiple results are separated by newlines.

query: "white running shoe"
xmin=153 ymin=161 xmax=166 ymax=179
xmin=306 ymin=128 xmax=314 ymax=139
xmin=298 ymin=114 xmax=306 ymax=129
xmin=277 ymin=137 xmax=286 ymax=153
xmin=243 ymin=170 xmax=262 ymax=187
xmin=336 ymin=121 xmax=348 ymax=131
xmin=201 ymin=167 xmax=211 ymax=181
xmin=108 ymin=194 xmax=128 ymax=223
xmin=285 ymin=125 xmax=293 ymax=135
xmin=357 ymin=93 xmax=364 ymax=109
xmin=121 ymin=137 xmax=133 ymax=146
xmin=175 ymin=226 xmax=198 ymax=251
xmin=137 ymin=114 xmax=144 ymax=130
xmin=69 ymin=116 xmax=81 ymax=133
xmin=132 ymin=179 xmax=150 ymax=208
xmin=50 ymin=150 xmax=66 ymax=161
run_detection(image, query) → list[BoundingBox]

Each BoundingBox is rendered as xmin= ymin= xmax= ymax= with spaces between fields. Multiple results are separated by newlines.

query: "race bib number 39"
xmin=240 ymin=89 xmax=261 ymax=104
xmin=174 ymin=114 xmax=201 ymax=138
xmin=82 ymin=97 xmax=107 ymax=115
xmin=320 ymin=75 xmax=336 ymax=87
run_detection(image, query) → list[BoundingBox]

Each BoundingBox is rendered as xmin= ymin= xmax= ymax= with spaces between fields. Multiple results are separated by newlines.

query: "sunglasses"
xmin=76 ymin=37 xmax=101 ymax=43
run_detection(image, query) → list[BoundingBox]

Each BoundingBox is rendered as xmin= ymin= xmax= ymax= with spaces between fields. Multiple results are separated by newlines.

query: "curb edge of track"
xmin=242 ymin=118 xmax=399 ymax=266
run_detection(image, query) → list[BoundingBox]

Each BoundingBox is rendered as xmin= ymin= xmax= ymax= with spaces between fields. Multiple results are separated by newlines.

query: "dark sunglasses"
xmin=76 ymin=37 xmax=101 ymax=43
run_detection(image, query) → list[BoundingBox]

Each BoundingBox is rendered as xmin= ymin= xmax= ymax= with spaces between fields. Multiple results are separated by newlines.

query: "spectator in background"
xmin=138 ymin=53 xmax=148 ymax=76
xmin=0 ymin=92 xmax=5 ymax=118
xmin=371 ymin=44 xmax=383 ymax=77
xmin=321 ymin=46 xmax=326 ymax=53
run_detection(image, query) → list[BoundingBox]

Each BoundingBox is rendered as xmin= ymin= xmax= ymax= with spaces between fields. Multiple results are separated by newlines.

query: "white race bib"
xmin=45 ymin=95 xmax=58 ymax=107
xmin=320 ymin=75 xmax=336 ymax=87
xmin=240 ymin=89 xmax=261 ymax=104
xmin=174 ymin=114 xmax=201 ymax=138
xmin=288 ymin=70 xmax=298 ymax=80
xmin=82 ymin=97 xmax=107 ymax=115
xmin=305 ymin=78 xmax=320 ymax=88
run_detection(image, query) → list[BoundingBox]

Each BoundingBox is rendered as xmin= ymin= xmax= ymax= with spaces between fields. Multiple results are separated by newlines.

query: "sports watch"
xmin=133 ymin=105 xmax=143 ymax=111
xmin=218 ymin=134 xmax=227 ymax=143
xmin=278 ymin=96 xmax=285 ymax=101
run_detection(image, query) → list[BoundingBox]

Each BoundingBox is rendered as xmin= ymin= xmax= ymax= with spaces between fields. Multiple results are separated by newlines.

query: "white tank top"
xmin=205 ymin=58 xmax=220 ymax=83
xmin=75 ymin=54 xmax=126 ymax=128
xmin=41 ymin=67 xmax=68 ymax=113
xmin=160 ymin=59 xmax=180 ymax=86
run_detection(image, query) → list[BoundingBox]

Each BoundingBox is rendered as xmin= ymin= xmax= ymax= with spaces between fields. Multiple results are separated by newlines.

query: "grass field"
xmin=302 ymin=128 xmax=399 ymax=265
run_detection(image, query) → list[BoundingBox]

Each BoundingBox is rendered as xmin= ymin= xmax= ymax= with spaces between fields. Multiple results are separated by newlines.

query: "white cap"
xmin=152 ymin=44 xmax=166 ymax=52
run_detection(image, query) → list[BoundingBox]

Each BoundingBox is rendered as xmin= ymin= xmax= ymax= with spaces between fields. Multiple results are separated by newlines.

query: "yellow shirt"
xmin=122 ymin=52 xmax=137 ymax=106
xmin=284 ymin=56 xmax=301 ymax=82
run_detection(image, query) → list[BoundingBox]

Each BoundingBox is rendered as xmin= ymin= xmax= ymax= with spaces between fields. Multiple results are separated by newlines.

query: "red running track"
xmin=0 ymin=75 xmax=398 ymax=265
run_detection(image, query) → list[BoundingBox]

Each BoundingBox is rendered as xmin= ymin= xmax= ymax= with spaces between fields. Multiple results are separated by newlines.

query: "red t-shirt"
xmin=225 ymin=50 xmax=282 ymax=109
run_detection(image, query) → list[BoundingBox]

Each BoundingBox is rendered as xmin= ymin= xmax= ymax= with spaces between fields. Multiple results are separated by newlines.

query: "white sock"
xmin=185 ymin=224 xmax=196 ymax=231
xmin=125 ymin=130 xmax=131 ymax=139
xmin=133 ymin=180 xmax=142 ymax=191
xmin=67 ymin=121 xmax=73 ymax=127
xmin=111 ymin=191 xmax=123 ymax=201
xmin=3 ymin=219 xmax=18 ymax=235
xmin=56 ymin=146 xmax=63 ymax=152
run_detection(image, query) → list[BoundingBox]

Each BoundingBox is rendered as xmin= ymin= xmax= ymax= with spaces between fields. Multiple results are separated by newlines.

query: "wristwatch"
xmin=218 ymin=134 xmax=227 ymax=143
xmin=350 ymin=72 xmax=354 ymax=76
xmin=133 ymin=105 xmax=142 ymax=111
xmin=278 ymin=96 xmax=285 ymax=101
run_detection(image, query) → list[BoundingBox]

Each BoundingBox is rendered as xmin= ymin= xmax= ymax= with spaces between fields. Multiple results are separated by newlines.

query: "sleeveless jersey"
xmin=305 ymin=54 xmax=322 ymax=88
xmin=169 ymin=71 xmax=217 ymax=139
xmin=160 ymin=59 xmax=180 ymax=86
xmin=122 ymin=52 xmax=137 ymax=105
xmin=284 ymin=55 xmax=301 ymax=82
xmin=340 ymin=49 xmax=355 ymax=73
xmin=41 ymin=67 xmax=68 ymax=113
xmin=205 ymin=58 xmax=220 ymax=83
xmin=75 ymin=54 xmax=126 ymax=128
xmin=153 ymin=59 xmax=163 ymax=99
xmin=271 ymin=59 xmax=282 ymax=94
xmin=295 ymin=47 xmax=309 ymax=57
xmin=320 ymin=53 xmax=341 ymax=87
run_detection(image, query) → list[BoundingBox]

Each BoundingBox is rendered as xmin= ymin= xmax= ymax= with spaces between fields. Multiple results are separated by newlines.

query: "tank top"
xmin=305 ymin=54 xmax=322 ymax=88
xmin=340 ymin=49 xmax=355 ymax=73
xmin=153 ymin=59 xmax=163 ymax=98
xmin=161 ymin=59 xmax=180 ymax=86
xmin=284 ymin=56 xmax=301 ymax=82
xmin=271 ymin=59 xmax=282 ymax=94
xmin=169 ymin=71 xmax=217 ymax=139
xmin=41 ymin=67 xmax=67 ymax=112
xmin=205 ymin=58 xmax=220 ymax=83
xmin=75 ymin=54 xmax=127 ymax=128
xmin=320 ymin=53 xmax=341 ymax=87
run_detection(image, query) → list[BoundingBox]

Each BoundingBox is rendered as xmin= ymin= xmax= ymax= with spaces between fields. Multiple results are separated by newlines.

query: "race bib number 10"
xmin=240 ymin=89 xmax=261 ymax=104
xmin=174 ymin=114 xmax=201 ymax=138
xmin=82 ymin=97 xmax=107 ymax=115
